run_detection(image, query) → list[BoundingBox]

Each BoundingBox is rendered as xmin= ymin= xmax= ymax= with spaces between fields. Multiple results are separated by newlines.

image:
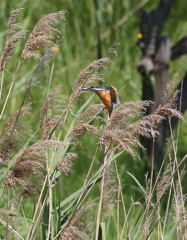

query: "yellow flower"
xmin=51 ymin=45 xmax=60 ymax=53
xmin=136 ymin=32 xmax=143 ymax=39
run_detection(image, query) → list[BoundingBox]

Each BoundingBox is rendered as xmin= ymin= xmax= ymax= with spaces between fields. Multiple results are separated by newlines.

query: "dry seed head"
xmin=108 ymin=42 xmax=121 ymax=55
xmin=166 ymin=89 xmax=180 ymax=109
xmin=156 ymin=163 xmax=173 ymax=200
xmin=107 ymin=101 xmax=153 ymax=130
xmin=21 ymin=183 xmax=38 ymax=197
xmin=128 ymin=114 xmax=164 ymax=139
xmin=22 ymin=11 xmax=66 ymax=59
xmin=7 ymin=8 xmax=24 ymax=34
xmin=6 ymin=172 xmax=26 ymax=187
xmin=70 ymin=123 xmax=101 ymax=146
xmin=0 ymin=105 xmax=32 ymax=162
xmin=61 ymin=201 xmax=95 ymax=240
xmin=40 ymin=86 xmax=64 ymax=139
xmin=173 ymin=178 xmax=187 ymax=239
xmin=70 ymin=123 xmax=100 ymax=138
xmin=70 ymin=58 xmax=110 ymax=102
xmin=0 ymin=104 xmax=32 ymax=138
xmin=16 ymin=140 xmax=62 ymax=162
xmin=0 ymin=30 xmax=28 ymax=71
xmin=155 ymin=105 xmax=183 ymax=119
xmin=0 ymin=140 xmax=17 ymax=162
xmin=99 ymin=131 xmax=144 ymax=158
xmin=101 ymin=164 xmax=118 ymax=216
xmin=61 ymin=226 xmax=91 ymax=240
xmin=99 ymin=100 xmax=183 ymax=157
xmin=99 ymin=101 xmax=153 ymax=158
xmin=55 ymin=153 xmax=78 ymax=175
xmin=6 ymin=140 xmax=62 ymax=190
xmin=26 ymin=48 xmax=59 ymax=91
xmin=76 ymin=104 xmax=104 ymax=125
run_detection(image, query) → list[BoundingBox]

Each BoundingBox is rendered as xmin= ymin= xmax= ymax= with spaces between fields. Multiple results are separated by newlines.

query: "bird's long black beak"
xmin=80 ymin=87 xmax=90 ymax=91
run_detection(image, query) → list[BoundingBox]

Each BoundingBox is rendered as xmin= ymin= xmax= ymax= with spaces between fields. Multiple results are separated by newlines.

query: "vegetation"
xmin=0 ymin=1 xmax=187 ymax=239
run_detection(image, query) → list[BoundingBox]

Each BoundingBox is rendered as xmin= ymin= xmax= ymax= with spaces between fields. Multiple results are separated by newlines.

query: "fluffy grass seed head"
xmin=99 ymin=100 xmax=182 ymax=158
xmin=7 ymin=8 xmax=24 ymax=34
xmin=6 ymin=140 xmax=62 ymax=196
xmin=26 ymin=47 xmax=59 ymax=91
xmin=22 ymin=11 xmax=66 ymax=59
xmin=40 ymin=86 xmax=64 ymax=139
xmin=156 ymin=163 xmax=173 ymax=200
xmin=75 ymin=104 xmax=104 ymax=125
xmin=61 ymin=201 xmax=95 ymax=240
xmin=0 ymin=30 xmax=28 ymax=71
xmin=55 ymin=152 xmax=78 ymax=175
xmin=70 ymin=124 xmax=100 ymax=145
xmin=69 ymin=104 xmax=103 ymax=145
xmin=173 ymin=180 xmax=187 ymax=239
xmin=0 ymin=105 xmax=32 ymax=162
xmin=99 ymin=101 xmax=153 ymax=158
xmin=0 ymin=8 xmax=27 ymax=71
xmin=101 ymin=163 xmax=118 ymax=216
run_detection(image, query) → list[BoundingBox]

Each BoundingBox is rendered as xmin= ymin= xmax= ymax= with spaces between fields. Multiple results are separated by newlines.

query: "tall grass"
xmin=0 ymin=1 xmax=187 ymax=240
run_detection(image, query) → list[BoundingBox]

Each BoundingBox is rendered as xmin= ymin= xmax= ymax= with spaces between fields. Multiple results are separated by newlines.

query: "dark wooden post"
xmin=154 ymin=36 xmax=170 ymax=162
xmin=137 ymin=0 xmax=187 ymax=166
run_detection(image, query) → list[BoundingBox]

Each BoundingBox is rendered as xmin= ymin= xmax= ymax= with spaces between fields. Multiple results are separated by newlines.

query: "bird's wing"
xmin=109 ymin=86 xmax=121 ymax=105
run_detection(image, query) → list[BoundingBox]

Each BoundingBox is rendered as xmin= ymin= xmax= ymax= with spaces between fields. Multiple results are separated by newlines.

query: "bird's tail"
xmin=108 ymin=104 xmax=113 ymax=117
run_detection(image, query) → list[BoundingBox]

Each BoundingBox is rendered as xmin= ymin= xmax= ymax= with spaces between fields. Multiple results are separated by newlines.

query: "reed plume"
xmin=101 ymin=163 xmax=118 ymax=216
xmin=0 ymin=31 xmax=28 ymax=71
xmin=40 ymin=86 xmax=64 ymax=139
xmin=75 ymin=104 xmax=104 ymax=125
xmin=173 ymin=179 xmax=187 ymax=239
xmin=0 ymin=8 xmax=27 ymax=71
xmin=61 ymin=202 xmax=95 ymax=240
xmin=156 ymin=163 xmax=173 ymax=200
xmin=6 ymin=140 xmax=62 ymax=195
xmin=0 ymin=105 xmax=32 ymax=163
xmin=70 ymin=124 xmax=100 ymax=145
xmin=22 ymin=11 xmax=66 ymax=59
xmin=7 ymin=8 xmax=24 ymax=34
xmin=55 ymin=152 xmax=78 ymax=175
xmin=99 ymin=100 xmax=182 ymax=158
xmin=69 ymin=104 xmax=103 ymax=145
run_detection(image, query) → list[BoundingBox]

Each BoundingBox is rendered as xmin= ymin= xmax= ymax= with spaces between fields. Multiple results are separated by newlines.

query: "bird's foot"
xmin=103 ymin=106 xmax=108 ymax=111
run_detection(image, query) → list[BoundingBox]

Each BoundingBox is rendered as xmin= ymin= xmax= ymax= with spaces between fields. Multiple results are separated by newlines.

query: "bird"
xmin=80 ymin=85 xmax=120 ymax=117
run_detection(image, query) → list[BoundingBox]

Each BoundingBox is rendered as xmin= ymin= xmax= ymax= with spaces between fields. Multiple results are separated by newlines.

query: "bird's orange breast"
xmin=96 ymin=91 xmax=111 ymax=109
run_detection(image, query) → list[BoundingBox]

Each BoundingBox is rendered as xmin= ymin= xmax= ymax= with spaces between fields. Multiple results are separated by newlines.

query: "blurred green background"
xmin=0 ymin=0 xmax=187 ymax=223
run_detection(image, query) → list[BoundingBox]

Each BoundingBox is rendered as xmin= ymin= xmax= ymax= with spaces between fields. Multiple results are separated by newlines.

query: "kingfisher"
xmin=80 ymin=85 xmax=120 ymax=117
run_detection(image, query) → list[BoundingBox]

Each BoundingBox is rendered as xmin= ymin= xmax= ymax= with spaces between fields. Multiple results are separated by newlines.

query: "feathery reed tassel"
xmin=26 ymin=47 xmax=60 ymax=91
xmin=7 ymin=8 xmax=24 ymax=34
xmin=0 ymin=8 xmax=26 ymax=70
xmin=61 ymin=202 xmax=95 ymax=240
xmin=0 ymin=30 xmax=28 ymax=71
xmin=99 ymin=100 xmax=182 ymax=158
xmin=0 ymin=105 xmax=32 ymax=162
xmin=75 ymin=104 xmax=104 ymax=125
xmin=40 ymin=86 xmax=64 ymax=140
xmin=22 ymin=11 xmax=66 ymax=59
xmin=55 ymin=153 xmax=78 ymax=175
xmin=6 ymin=140 xmax=62 ymax=195
xmin=70 ymin=124 xmax=100 ymax=145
